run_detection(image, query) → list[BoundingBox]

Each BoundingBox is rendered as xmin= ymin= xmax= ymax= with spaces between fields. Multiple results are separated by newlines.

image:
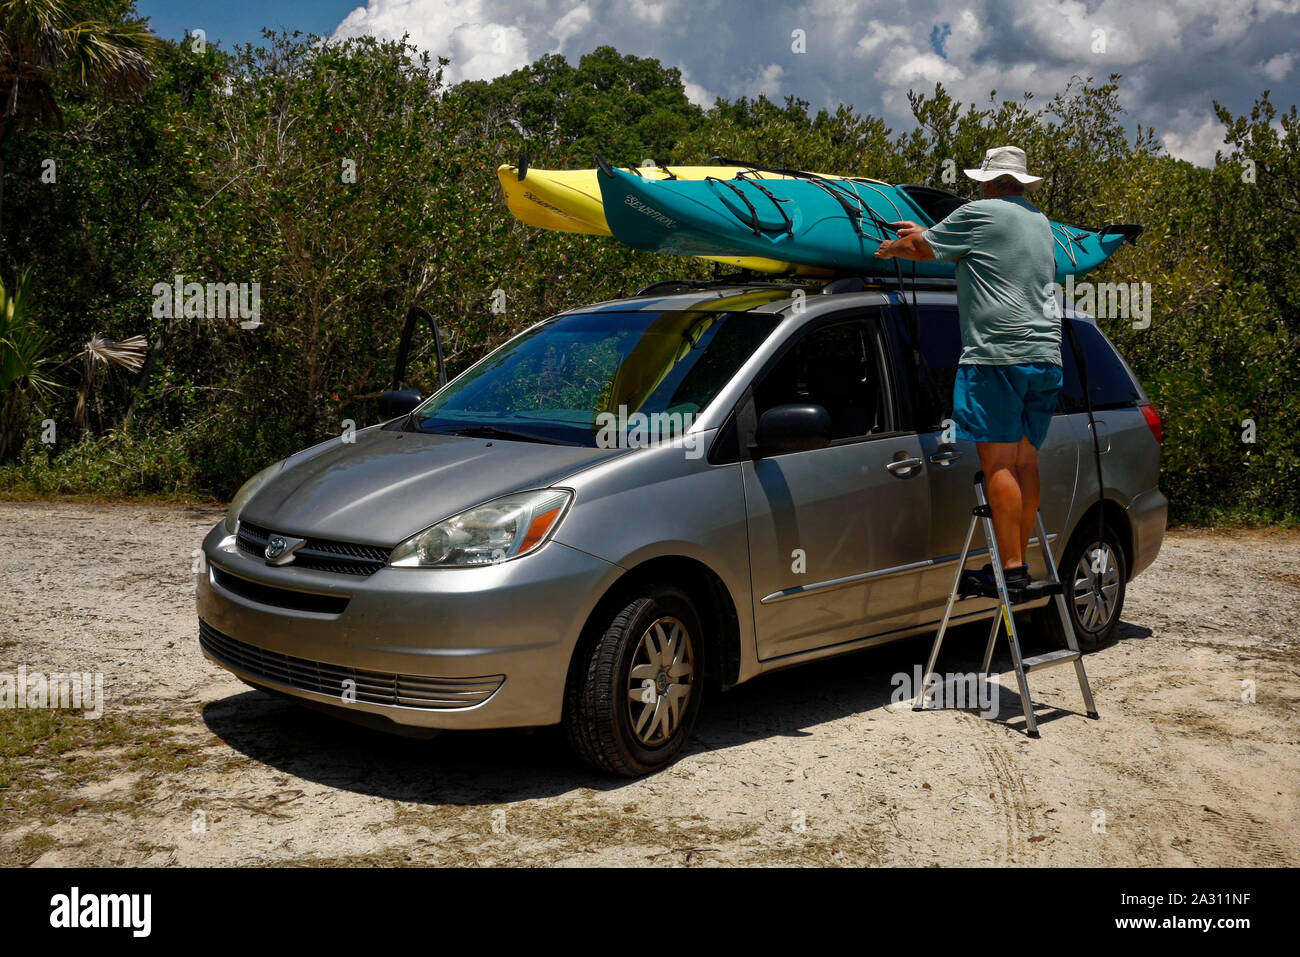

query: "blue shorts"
xmin=953 ymin=362 xmax=1063 ymax=448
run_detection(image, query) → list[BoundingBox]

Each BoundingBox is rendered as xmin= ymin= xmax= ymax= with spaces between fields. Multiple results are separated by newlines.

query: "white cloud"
xmin=551 ymin=3 xmax=592 ymax=52
xmin=1163 ymin=111 xmax=1227 ymax=167
xmin=951 ymin=9 xmax=980 ymax=51
xmin=855 ymin=20 xmax=910 ymax=56
xmin=1011 ymin=0 xmax=1135 ymax=63
xmin=333 ymin=0 xmax=530 ymax=84
xmin=679 ymin=68 xmax=714 ymax=108
xmin=752 ymin=63 xmax=785 ymax=98
xmin=628 ymin=0 xmax=672 ymax=24
xmin=1261 ymin=51 xmax=1294 ymax=81
xmin=883 ymin=52 xmax=963 ymax=86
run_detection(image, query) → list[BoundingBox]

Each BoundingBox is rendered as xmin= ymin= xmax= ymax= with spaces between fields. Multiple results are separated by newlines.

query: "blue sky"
xmin=134 ymin=0 xmax=1300 ymax=167
xmin=136 ymin=1 xmax=358 ymax=49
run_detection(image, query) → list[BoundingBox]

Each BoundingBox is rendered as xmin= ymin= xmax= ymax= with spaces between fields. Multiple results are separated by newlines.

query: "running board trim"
xmin=759 ymin=534 xmax=1057 ymax=604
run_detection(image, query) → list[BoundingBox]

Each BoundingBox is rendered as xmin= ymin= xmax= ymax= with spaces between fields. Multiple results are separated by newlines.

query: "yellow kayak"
xmin=497 ymin=161 xmax=887 ymax=276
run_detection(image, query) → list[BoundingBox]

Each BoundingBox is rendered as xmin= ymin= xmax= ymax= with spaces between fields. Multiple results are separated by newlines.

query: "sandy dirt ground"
xmin=0 ymin=501 xmax=1296 ymax=867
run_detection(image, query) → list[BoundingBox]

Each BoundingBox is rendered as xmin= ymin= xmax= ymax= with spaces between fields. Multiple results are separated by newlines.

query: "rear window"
xmin=911 ymin=307 xmax=1141 ymax=424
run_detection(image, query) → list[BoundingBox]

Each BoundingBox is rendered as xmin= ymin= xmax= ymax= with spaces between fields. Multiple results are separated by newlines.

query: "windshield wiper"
xmin=436 ymin=424 xmax=566 ymax=445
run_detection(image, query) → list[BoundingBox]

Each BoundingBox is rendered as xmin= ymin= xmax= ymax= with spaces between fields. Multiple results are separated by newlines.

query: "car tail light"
xmin=1140 ymin=404 xmax=1162 ymax=444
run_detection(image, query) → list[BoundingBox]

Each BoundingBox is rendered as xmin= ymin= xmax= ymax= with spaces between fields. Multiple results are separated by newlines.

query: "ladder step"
xmin=1021 ymin=649 xmax=1081 ymax=673
xmin=1009 ymin=580 xmax=1063 ymax=603
xmin=960 ymin=578 xmax=1063 ymax=604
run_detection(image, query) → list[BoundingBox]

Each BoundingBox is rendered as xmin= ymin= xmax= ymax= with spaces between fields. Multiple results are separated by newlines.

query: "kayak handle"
xmin=1099 ymin=223 xmax=1143 ymax=245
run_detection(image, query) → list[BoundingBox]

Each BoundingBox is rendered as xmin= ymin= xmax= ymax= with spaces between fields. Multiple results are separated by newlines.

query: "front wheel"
xmin=564 ymin=584 xmax=704 ymax=776
xmin=1038 ymin=521 xmax=1128 ymax=651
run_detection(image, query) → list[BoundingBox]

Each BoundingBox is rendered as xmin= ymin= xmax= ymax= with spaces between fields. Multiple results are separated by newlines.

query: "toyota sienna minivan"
xmin=197 ymin=279 xmax=1166 ymax=775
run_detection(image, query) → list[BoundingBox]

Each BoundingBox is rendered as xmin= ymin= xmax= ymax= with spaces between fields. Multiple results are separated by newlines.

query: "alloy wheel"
xmin=1072 ymin=542 xmax=1121 ymax=632
xmin=626 ymin=615 xmax=695 ymax=747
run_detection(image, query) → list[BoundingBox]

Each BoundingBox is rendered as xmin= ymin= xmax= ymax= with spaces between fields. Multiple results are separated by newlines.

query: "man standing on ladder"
xmin=875 ymin=146 xmax=1058 ymax=594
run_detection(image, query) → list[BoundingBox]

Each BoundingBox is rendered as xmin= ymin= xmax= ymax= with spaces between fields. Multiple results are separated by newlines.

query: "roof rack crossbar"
xmin=633 ymin=273 xmax=959 ymax=298
xmin=633 ymin=275 xmax=816 ymax=296
xmin=819 ymin=275 xmax=958 ymax=293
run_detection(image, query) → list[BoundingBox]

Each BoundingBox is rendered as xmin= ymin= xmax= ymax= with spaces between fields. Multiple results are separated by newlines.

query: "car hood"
xmin=241 ymin=425 xmax=624 ymax=546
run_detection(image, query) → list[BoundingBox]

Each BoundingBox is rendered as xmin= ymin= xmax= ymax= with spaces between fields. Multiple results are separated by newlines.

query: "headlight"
xmin=224 ymin=463 xmax=282 ymax=534
xmin=389 ymin=488 xmax=573 ymax=567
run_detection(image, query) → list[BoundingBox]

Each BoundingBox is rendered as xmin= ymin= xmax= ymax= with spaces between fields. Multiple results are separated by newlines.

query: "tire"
xmin=564 ymin=584 xmax=705 ymax=776
xmin=1037 ymin=520 xmax=1128 ymax=652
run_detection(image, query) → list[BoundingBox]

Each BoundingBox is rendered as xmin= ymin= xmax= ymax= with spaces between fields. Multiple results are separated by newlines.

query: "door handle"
xmin=1085 ymin=419 xmax=1112 ymax=453
xmin=928 ymin=449 xmax=963 ymax=466
xmin=886 ymin=456 xmax=923 ymax=476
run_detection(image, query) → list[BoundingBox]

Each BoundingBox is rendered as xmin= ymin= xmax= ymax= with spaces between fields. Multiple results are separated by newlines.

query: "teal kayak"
xmin=596 ymin=159 xmax=1139 ymax=282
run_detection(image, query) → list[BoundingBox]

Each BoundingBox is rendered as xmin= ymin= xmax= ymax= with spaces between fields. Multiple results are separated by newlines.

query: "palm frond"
xmin=2 ymin=320 xmax=57 ymax=396
xmin=0 ymin=0 xmax=158 ymax=138
xmin=62 ymin=18 xmax=157 ymax=97
xmin=84 ymin=332 xmax=147 ymax=371
xmin=0 ymin=267 xmax=58 ymax=398
xmin=0 ymin=0 xmax=70 ymax=68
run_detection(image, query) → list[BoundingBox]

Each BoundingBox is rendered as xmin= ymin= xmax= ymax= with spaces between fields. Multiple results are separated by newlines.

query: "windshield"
xmin=407 ymin=309 xmax=780 ymax=447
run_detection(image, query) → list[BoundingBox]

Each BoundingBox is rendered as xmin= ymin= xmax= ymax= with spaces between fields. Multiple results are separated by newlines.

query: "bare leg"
xmin=1013 ymin=437 xmax=1040 ymax=568
xmin=976 ymin=441 xmax=1023 ymax=570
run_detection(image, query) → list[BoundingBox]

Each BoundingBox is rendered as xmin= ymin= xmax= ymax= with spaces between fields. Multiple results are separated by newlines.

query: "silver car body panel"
xmin=198 ymin=524 xmax=624 ymax=728
xmin=198 ymin=285 xmax=1167 ymax=731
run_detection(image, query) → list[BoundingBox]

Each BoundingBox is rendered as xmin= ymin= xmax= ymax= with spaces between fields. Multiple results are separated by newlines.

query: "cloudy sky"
xmin=142 ymin=0 xmax=1300 ymax=167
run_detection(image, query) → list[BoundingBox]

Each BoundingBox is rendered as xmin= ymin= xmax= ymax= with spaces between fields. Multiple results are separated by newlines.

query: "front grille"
xmin=236 ymin=520 xmax=390 ymax=576
xmin=199 ymin=620 xmax=504 ymax=711
xmin=211 ymin=566 xmax=349 ymax=614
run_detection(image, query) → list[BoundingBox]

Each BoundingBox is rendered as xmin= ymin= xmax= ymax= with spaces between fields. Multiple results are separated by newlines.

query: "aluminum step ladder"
xmin=914 ymin=470 xmax=1099 ymax=736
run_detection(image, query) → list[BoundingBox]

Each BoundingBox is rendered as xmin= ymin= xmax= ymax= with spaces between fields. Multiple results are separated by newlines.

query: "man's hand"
xmin=887 ymin=220 xmax=925 ymax=237
xmin=875 ymin=225 xmax=937 ymax=262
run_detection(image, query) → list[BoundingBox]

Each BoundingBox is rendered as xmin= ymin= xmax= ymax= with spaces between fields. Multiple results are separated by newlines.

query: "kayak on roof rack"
xmin=496 ymin=155 xmax=888 ymax=276
xmin=593 ymin=156 xmax=1141 ymax=282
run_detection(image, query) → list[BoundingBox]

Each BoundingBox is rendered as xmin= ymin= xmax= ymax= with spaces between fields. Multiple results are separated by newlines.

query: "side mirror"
xmin=378 ymin=389 xmax=422 ymax=419
xmin=754 ymin=404 xmax=832 ymax=457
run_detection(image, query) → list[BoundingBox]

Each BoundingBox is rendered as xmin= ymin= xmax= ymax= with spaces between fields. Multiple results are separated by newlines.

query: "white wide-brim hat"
xmin=964 ymin=146 xmax=1044 ymax=192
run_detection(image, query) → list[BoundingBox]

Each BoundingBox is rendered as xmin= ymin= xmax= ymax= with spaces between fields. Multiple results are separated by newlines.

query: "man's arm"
xmin=880 ymin=204 xmax=979 ymax=264
xmin=875 ymin=225 xmax=937 ymax=261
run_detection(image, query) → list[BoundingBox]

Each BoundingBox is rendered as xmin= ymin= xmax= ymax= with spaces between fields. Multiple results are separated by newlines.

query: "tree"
xmin=0 ymin=0 xmax=157 ymax=229
xmin=451 ymin=45 xmax=703 ymax=165
xmin=1213 ymin=91 xmax=1300 ymax=337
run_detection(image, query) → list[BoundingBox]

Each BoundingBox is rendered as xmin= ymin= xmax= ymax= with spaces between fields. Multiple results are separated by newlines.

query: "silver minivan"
xmin=197 ymin=280 xmax=1167 ymax=775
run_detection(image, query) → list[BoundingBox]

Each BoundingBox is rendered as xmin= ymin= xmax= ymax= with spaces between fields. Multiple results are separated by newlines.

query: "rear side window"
xmin=913 ymin=307 xmax=961 ymax=429
xmin=1058 ymin=321 xmax=1143 ymax=411
xmin=910 ymin=307 xmax=1140 ymax=424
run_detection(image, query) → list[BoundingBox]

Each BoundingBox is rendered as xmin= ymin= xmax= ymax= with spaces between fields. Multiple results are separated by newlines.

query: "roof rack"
xmin=633 ymin=272 xmax=959 ymax=299
xmin=634 ymin=274 xmax=816 ymax=296
xmin=820 ymin=275 xmax=958 ymax=295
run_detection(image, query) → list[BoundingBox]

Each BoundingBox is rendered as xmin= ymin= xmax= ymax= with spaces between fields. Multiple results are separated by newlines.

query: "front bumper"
xmin=196 ymin=522 xmax=622 ymax=730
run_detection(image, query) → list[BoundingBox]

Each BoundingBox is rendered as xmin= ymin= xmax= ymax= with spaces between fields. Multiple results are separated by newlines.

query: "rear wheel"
xmin=1037 ymin=521 xmax=1128 ymax=651
xmin=565 ymin=584 xmax=704 ymax=776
